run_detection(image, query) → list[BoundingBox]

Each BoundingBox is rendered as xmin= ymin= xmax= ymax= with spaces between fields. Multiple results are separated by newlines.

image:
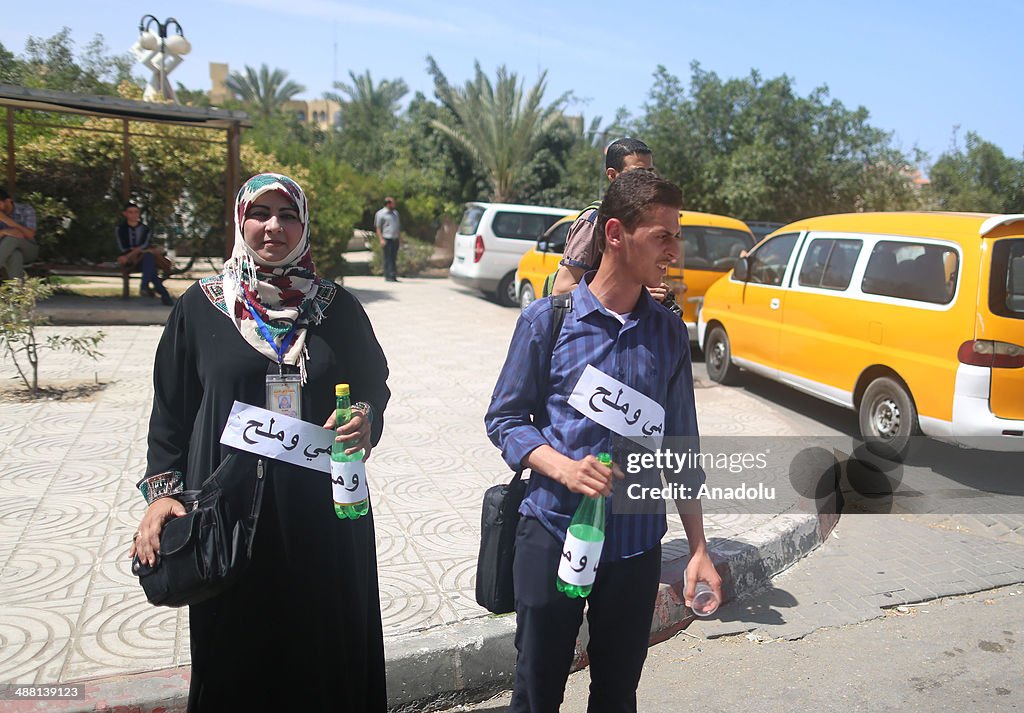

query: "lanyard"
xmin=243 ymin=296 xmax=298 ymax=369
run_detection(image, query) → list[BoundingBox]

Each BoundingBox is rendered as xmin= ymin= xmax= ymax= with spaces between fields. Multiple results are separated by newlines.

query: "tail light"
xmin=473 ymin=235 xmax=485 ymax=263
xmin=958 ymin=340 xmax=1024 ymax=368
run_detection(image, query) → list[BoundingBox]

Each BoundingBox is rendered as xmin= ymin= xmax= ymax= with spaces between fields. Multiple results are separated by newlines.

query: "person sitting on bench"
xmin=116 ymin=202 xmax=173 ymax=305
xmin=0 ymin=187 xmax=38 ymax=280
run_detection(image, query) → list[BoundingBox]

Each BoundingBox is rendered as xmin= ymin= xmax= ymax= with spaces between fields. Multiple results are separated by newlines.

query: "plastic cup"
xmin=690 ymin=581 xmax=719 ymax=617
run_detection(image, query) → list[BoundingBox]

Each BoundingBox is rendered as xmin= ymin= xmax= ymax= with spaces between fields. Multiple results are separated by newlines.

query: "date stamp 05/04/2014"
xmin=0 ymin=684 xmax=85 ymax=700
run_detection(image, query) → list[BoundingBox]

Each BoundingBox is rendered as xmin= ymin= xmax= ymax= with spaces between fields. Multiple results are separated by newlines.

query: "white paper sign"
xmin=568 ymin=364 xmax=665 ymax=450
xmin=219 ymin=401 xmax=334 ymax=474
xmin=557 ymin=530 xmax=604 ymax=586
xmin=331 ymin=459 xmax=369 ymax=504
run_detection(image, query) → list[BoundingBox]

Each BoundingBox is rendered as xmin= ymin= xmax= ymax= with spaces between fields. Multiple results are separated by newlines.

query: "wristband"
xmin=136 ymin=470 xmax=185 ymax=505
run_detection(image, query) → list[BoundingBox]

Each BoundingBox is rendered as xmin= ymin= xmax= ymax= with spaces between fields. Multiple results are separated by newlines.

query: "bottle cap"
xmin=597 ymin=452 xmax=611 ymax=466
xmin=335 ymin=383 xmax=350 ymax=396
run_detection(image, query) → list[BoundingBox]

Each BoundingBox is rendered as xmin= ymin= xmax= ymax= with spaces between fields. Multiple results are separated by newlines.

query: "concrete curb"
xmin=31 ymin=512 xmax=836 ymax=713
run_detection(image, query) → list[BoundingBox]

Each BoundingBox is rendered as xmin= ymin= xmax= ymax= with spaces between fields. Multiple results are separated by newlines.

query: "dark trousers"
xmin=382 ymin=239 xmax=399 ymax=280
xmin=125 ymin=251 xmax=170 ymax=299
xmin=509 ymin=517 xmax=662 ymax=713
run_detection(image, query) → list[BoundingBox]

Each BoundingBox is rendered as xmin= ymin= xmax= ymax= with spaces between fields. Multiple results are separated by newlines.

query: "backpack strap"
xmin=549 ymin=293 xmax=572 ymax=348
xmin=512 ymin=292 xmax=573 ymax=482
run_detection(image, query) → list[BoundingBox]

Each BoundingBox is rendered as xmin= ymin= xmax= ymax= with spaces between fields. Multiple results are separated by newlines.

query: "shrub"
xmin=369 ymin=236 xmax=434 ymax=277
xmin=0 ymin=278 xmax=105 ymax=395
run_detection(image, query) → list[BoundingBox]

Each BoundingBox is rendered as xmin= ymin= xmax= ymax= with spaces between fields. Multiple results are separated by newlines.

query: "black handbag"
xmin=475 ymin=294 xmax=571 ymax=615
xmin=132 ymin=452 xmax=267 ymax=608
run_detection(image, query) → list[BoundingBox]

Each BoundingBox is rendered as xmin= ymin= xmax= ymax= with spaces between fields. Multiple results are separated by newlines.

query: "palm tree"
xmin=225 ymin=64 xmax=305 ymax=119
xmin=427 ymin=56 xmax=570 ymax=203
xmin=325 ymin=69 xmax=408 ymax=131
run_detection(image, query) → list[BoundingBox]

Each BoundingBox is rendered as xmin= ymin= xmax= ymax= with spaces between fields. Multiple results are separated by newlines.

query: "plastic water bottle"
xmin=331 ymin=383 xmax=369 ymax=519
xmin=556 ymin=452 xmax=611 ymax=599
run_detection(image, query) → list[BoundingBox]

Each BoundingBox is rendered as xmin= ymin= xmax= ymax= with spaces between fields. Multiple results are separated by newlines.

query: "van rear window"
xmin=990 ymin=239 xmax=1024 ymax=320
xmin=492 ymin=212 xmax=562 ymax=240
xmin=458 ymin=206 xmax=486 ymax=235
xmin=861 ymin=240 xmax=958 ymax=305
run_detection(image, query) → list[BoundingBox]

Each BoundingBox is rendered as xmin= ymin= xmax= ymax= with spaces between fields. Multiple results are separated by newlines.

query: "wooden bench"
xmin=29 ymin=261 xmax=170 ymax=299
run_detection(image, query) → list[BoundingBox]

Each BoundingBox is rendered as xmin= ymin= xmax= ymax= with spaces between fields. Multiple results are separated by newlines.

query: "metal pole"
xmin=5 ymin=107 xmax=14 ymax=192
xmin=225 ymin=122 xmax=241 ymax=258
xmin=159 ymin=34 xmax=166 ymax=100
xmin=121 ymin=119 xmax=131 ymax=203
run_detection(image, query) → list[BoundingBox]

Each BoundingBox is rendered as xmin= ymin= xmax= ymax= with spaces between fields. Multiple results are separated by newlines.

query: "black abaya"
xmin=145 ymin=280 xmax=390 ymax=712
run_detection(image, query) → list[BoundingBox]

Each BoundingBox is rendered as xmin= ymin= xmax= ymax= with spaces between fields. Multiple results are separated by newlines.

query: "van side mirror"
xmin=732 ymin=257 xmax=750 ymax=281
xmin=537 ymin=240 xmax=548 ymax=253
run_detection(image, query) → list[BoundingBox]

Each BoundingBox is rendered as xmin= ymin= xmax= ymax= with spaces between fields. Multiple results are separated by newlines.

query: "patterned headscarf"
xmin=218 ymin=173 xmax=327 ymax=382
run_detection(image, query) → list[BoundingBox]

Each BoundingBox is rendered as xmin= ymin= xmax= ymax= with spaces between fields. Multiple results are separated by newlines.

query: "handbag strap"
xmin=511 ymin=293 xmax=573 ymax=484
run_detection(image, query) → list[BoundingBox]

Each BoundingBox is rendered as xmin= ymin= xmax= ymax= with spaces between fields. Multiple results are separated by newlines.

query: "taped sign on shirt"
xmin=568 ymin=364 xmax=665 ymax=451
xmin=220 ymin=401 xmax=333 ymax=473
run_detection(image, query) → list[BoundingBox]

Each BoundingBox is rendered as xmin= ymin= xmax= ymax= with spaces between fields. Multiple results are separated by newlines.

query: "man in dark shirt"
xmin=486 ymin=170 xmax=721 ymax=712
xmin=116 ymin=202 xmax=172 ymax=305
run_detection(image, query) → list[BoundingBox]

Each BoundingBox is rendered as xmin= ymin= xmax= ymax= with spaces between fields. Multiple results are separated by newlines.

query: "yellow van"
xmin=698 ymin=212 xmax=1024 ymax=453
xmin=516 ymin=210 xmax=755 ymax=339
xmin=515 ymin=213 xmax=578 ymax=309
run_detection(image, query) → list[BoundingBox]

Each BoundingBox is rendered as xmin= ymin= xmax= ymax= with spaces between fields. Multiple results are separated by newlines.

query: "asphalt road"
xmin=563 ymin=586 xmax=1023 ymax=713
xmin=448 ymin=585 xmax=1023 ymax=713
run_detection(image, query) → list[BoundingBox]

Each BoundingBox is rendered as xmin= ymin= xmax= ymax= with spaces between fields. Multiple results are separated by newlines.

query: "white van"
xmin=449 ymin=202 xmax=574 ymax=306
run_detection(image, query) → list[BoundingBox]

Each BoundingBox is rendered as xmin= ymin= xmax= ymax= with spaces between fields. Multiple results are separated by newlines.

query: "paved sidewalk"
xmin=0 ymin=277 xmax=832 ymax=711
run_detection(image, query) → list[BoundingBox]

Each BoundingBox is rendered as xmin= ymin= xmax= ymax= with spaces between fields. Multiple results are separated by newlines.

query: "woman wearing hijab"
xmin=129 ymin=173 xmax=390 ymax=711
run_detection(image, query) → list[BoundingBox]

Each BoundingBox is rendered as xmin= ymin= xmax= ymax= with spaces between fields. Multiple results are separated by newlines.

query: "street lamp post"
xmin=133 ymin=15 xmax=191 ymax=102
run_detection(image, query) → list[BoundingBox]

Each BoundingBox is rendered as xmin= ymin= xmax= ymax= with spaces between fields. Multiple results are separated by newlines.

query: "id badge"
xmin=266 ymin=373 xmax=302 ymax=418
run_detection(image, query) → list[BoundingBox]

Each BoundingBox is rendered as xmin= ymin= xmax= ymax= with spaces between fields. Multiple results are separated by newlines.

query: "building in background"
xmin=208 ymin=62 xmax=340 ymax=131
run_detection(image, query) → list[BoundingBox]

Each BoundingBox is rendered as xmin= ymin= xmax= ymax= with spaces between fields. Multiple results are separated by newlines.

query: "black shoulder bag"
xmin=132 ymin=451 xmax=268 ymax=608
xmin=475 ymin=294 xmax=572 ymax=614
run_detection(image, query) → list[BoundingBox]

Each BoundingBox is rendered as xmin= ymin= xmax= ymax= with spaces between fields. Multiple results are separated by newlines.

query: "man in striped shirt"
xmin=486 ymin=170 xmax=721 ymax=712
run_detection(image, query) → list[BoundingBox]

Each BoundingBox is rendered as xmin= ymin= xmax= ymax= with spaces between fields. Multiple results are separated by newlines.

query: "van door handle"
xmin=770 ymin=298 xmax=780 ymax=310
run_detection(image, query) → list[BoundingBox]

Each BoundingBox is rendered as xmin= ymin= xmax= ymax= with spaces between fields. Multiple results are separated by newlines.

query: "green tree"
xmin=927 ymin=131 xmax=1024 ymax=213
xmin=14 ymin=28 xmax=132 ymax=94
xmin=226 ymin=64 xmax=306 ymax=119
xmin=426 ymin=56 xmax=570 ymax=202
xmin=324 ymin=70 xmax=408 ymax=174
xmin=639 ymin=63 xmax=920 ymax=221
xmin=328 ymin=70 xmax=408 ymax=130
xmin=175 ymin=82 xmax=212 ymax=108
xmin=0 ymin=42 xmax=20 ymax=84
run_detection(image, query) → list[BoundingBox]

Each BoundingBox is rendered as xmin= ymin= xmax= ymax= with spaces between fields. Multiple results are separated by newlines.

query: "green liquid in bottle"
xmin=332 ymin=384 xmax=368 ymax=520
xmin=556 ymin=453 xmax=610 ymax=599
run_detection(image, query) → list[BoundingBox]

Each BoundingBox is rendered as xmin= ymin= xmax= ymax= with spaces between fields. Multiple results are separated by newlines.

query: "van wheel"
xmin=705 ymin=325 xmax=740 ymax=385
xmin=496 ymin=272 xmax=518 ymax=307
xmin=519 ymin=282 xmax=536 ymax=310
xmin=858 ymin=377 xmax=918 ymax=460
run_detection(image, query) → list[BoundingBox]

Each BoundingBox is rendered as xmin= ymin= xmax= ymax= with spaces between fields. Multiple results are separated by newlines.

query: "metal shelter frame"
xmin=0 ymin=83 xmax=251 ymax=257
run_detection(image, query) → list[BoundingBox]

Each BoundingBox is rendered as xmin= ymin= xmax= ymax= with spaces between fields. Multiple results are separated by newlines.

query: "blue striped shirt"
xmin=485 ymin=273 xmax=704 ymax=560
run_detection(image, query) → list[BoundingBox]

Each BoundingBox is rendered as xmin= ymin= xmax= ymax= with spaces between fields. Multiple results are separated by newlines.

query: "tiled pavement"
xmin=1 ymin=276 xmax=830 ymax=690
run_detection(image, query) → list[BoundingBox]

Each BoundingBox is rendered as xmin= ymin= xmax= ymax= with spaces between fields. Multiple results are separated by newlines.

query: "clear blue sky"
xmin=6 ymin=0 xmax=1023 ymax=164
